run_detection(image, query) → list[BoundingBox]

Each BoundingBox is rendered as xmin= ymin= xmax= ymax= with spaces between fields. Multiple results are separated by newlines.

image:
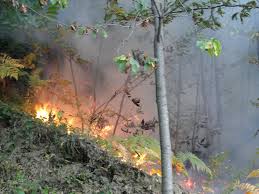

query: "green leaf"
xmin=129 ymin=57 xmax=140 ymax=75
xmin=47 ymin=5 xmax=59 ymax=18
xmin=77 ymin=26 xmax=86 ymax=36
xmin=196 ymin=40 xmax=206 ymax=50
xmin=104 ymin=12 xmax=113 ymax=21
xmin=50 ymin=0 xmax=69 ymax=9
xmin=212 ymin=38 xmax=222 ymax=56
xmin=57 ymin=111 xmax=64 ymax=120
xmin=92 ymin=31 xmax=97 ymax=39
xmin=144 ymin=57 xmax=156 ymax=71
xmin=50 ymin=0 xmax=58 ymax=5
xmin=15 ymin=188 xmax=25 ymax=194
xmin=114 ymin=55 xmax=128 ymax=73
xmin=101 ymin=29 xmax=108 ymax=39
xmin=176 ymin=152 xmax=212 ymax=177
xmin=196 ymin=38 xmax=222 ymax=57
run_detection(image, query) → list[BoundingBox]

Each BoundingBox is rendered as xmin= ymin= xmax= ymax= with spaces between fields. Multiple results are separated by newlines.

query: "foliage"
xmin=104 ymin=0 xmax=259 ymax=30
xmin=208 ymin=151 xmax=229 ymax=178
xmin=0 ymin=0 xmax=69 ymax=32
xmin=49 ymin=0 xmax=70 ymax=9
xmin=0 ymin=100 xmax=162 ymax=194
xmin=104 ymin=0 xmax=150 ymax=22
xmin=196 ymin=38 xmax=222 ymax=57
xmin=247 ymin=169 xmax=259 ymax=179
xmin=218 ymin=161 xmax=259 ymax=193
xmin=98 ymin=134 xmax=211 ymax=178
xmin=0 ymin=49 xmax=47 ymax=111
xmin=114 ymin=54 xmax=156 ymax=75
xmin=176 ymin=152 xmax=212 ymax=177
xmin=0 ymin=53 xmax=26 ymax=80
xmin=234 ymin=180 xmax=259 ymax=193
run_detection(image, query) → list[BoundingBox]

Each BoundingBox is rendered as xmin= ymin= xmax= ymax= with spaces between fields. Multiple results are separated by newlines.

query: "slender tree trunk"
xmin=174 ymin=63 xmax=182 ymax=152
xmin=200 ymin=54 xmax=208 ymax=117
xmin=214 ymin=58 xmax=222 ymax=129
xmin=204 ymin=56 xmax=214 ymax=156
xmin=69 ymin=55 xmax=84 ymax=132
xmin=112 ymin=74 xmax=130 ymax=136
xmin=200 ymin=55 xmax=211 ymax=157
xmin=93 ymin=38 xmax=104 ymax=113
xmin=192 ymin=64 xmax=200 ymax=152
xmin=151 ymin=1 xmax=173 ymax=193
xmin=213 ymin=57 xmax=222 ymax=152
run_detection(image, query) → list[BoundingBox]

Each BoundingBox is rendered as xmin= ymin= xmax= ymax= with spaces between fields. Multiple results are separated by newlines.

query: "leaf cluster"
xmin=104 ymin=0 xmax=151 ymax=23
xmin=196 ymin=38 xmax=222 ymax=56
xmin=114 ymin=54 xmax=156 ymax=75
xmin=0 ymin=53 xmax=26 ymax=80
xmin=175 ymin=152 xmax=212 ymax=177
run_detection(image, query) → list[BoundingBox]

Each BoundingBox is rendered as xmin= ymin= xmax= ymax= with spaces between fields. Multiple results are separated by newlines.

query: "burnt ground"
xmin=0 ymin=101 xmax=188 ymax=194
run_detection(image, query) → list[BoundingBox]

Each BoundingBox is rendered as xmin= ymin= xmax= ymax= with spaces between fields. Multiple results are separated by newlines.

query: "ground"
xmin=0 ymin=101 xmax=188 ymax=194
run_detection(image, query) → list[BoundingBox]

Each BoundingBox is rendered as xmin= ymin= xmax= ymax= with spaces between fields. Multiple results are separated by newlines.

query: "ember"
xmin=183 ymin=178 xmax=195 ymax=190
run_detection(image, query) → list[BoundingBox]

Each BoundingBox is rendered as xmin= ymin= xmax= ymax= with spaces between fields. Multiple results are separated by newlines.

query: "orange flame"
xmin=35 ymin=104 xmax=57 ymax=122
xmin=35 ymin=103 xmax=113 ymax=138
xmin=182 ymin=178 xmax=195 ymax=190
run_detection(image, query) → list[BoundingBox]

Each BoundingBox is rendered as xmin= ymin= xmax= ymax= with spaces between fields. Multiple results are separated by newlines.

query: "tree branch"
xmin=165 ymin=3 xmax=259 ymax=16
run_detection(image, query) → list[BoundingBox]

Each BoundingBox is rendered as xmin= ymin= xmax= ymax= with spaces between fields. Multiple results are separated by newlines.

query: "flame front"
xmin=36 ymin=104 xmax=56 ymax=122
xmin=35 ymin=103 xmax=158 ymax=177
xmin=35 ymin=103 xmax=113 ymax=138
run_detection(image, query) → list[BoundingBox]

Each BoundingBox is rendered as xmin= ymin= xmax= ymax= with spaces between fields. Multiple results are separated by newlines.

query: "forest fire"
xmin=100 ymin=125 xmax=113 ymax=138
xmin=35 ymin=103 xmax=113 ymax=138
xmin=35 ymin=103 xmax=76 ymax=130
xmin=35 ymin=104 xmax=58 ymax=122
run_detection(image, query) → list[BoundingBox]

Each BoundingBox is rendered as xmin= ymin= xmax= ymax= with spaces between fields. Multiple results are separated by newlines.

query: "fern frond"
xmin=172 ymin=156 xmax=188 ymax=176
xmin=0 ymin=53 xmax=25 ymax=80
xmin=112 ymin=135 xmax=161 ymax=160
xmin=176 ymin=152 xmax=212 ymax=177
xmin=247 ymin=169 xmax=259 ymax=179
xmin=236 ymin=182 xmax=259 ymax=193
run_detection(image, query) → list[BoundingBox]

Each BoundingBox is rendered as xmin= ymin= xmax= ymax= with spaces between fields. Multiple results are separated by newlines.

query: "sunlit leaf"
xmin=176 ymin=152 xmax=212 ymax=177
xmin=129 ymin=57 xmax=140 ymax=75
xmin=247 ymin=169 xmax=259 ymax=179
xmin=101 ymin=29 xmax=108 ymax=39
xmin=114 ymin=55 xmax=128 ymax=73
xmin=196 ymin=38 xmax=222 ymax=57
xmin=212 ymin=38 xmax=222 ymax=56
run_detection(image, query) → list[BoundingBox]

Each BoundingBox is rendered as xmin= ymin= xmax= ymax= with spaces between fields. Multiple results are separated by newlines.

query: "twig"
xmin=165 ymin=3 xmax=259 ymax=16
xmin=92 ymin=37 xmax=104 ymax=113
xmin=94 ymin=69 xmax=154 ymax=115
xmin=112 ymin=74 xmax=131 ymax=135
xmin=116 ymin=12 xmax=141 ymax=54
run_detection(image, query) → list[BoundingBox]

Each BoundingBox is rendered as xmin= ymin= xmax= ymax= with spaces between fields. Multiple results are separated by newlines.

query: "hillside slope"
xmin=0 ymin=101 xmax=188 ymax=194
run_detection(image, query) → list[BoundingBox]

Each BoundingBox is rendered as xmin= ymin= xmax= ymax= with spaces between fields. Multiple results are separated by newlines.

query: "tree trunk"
xmin=213 ymin=57 xmax=222 ymax=152
xmin=200 ymin=54 xmax=208 ymax=117
xmin=213 ymin=58 xmax=222 ymax=129
xmin=192 ymin=63 xmax=200 ymax=153
xmin=93 ymin=38 xmax=104 ymax=113
xmin=151 ymin=1 xmax=173 ymax=193
xmin=174 ymin=63 xmax=182 ymax=152
xmin=69 ymin=55 xmax=84 ymax=132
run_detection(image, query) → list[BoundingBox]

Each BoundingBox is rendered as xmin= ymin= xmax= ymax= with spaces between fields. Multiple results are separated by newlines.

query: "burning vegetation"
xmin=1 ymin=0 xmax=259 ymax=192
xmin=0 ymin=42 xmax=257 ymax=193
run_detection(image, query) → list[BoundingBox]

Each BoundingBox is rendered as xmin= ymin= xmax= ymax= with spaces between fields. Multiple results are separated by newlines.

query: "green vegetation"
xmin=0 ymin=0 xmax=258 ymax=193
xmin=0 ymin=100 xmax=163 ymax=194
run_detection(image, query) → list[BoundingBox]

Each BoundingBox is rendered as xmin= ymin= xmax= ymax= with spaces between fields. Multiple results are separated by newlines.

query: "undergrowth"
xmin=0 ymin=100 xmax=189 ymax=194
